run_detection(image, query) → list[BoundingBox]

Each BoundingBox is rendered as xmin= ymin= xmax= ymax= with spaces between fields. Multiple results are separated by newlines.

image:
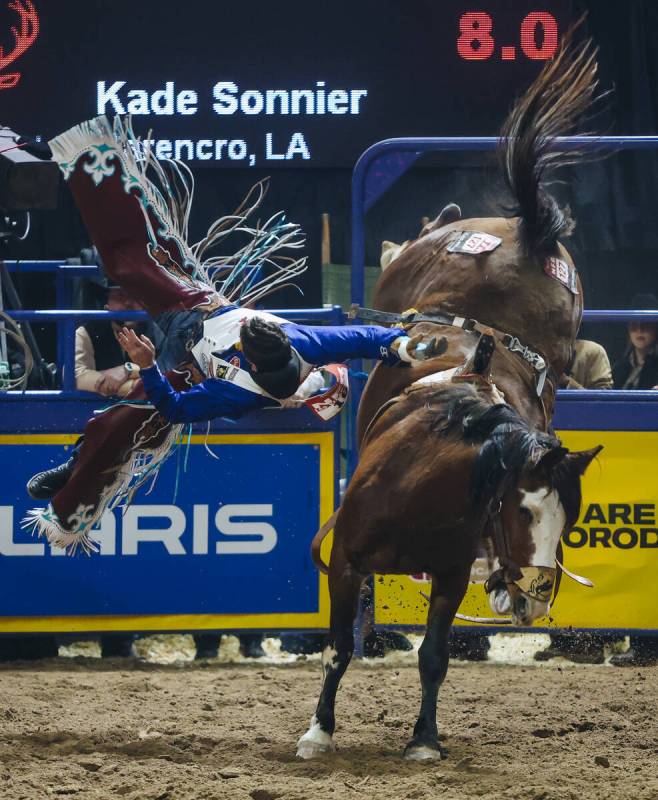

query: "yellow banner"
xmin=375 ymin=430 xmax=658 ymax=630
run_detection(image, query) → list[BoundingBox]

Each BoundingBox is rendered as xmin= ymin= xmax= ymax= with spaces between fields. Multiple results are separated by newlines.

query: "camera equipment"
xmin=0 ymin=127 xmax=60 ymax=387
xmin=0 ymin=127 xmax=59 ymax=211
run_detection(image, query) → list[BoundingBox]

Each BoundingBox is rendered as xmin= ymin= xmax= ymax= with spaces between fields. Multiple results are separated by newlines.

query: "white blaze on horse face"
xmin=510 ymin=487 xmax=566 ymax=624
xmin=520 ymin=487 xmax=566 ymax=567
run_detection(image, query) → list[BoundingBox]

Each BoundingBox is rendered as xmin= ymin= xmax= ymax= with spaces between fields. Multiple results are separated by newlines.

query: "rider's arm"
xmin=282 ymin=323 xmax=407 ymax=366
xmin=140 ymin=364 xmax=273 ymax=423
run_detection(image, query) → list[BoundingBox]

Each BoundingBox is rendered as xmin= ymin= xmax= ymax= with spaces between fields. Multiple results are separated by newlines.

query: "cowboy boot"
xmin=26 ymin=437 xmax=83 ymax=500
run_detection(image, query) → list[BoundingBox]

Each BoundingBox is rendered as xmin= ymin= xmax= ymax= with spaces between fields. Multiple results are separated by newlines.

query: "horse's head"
xmin=460 ymin=399 xmax=601 ymax=625
xmin=485 ymin=442 xmax=602 ymax=625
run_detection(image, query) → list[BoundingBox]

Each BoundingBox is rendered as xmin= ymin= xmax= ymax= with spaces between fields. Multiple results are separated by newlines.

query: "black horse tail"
xmin=499 ymin=20 xmax=600 ymax=256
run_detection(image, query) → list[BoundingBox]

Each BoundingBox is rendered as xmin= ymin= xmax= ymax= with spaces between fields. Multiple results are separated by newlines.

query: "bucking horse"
xmin=298 ymin=28 xmax=603 ymax=760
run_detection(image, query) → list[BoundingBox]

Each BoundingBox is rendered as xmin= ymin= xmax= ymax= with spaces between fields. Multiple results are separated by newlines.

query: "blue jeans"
xmin=154 ymin=310 xmax=206 ymax=372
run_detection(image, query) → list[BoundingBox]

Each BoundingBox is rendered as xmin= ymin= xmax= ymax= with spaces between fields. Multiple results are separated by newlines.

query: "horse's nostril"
xmin=515 ymin=595 xmax=528 ymax=618
xmin=490 ymin=587 xmax=512 ymax=615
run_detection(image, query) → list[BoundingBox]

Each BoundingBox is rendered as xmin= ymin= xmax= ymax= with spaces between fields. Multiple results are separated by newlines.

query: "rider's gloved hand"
xmin=391 ymin=334 xmax=447 ymax=363
xmin=399 ymin=308 xmax=419 ymax=329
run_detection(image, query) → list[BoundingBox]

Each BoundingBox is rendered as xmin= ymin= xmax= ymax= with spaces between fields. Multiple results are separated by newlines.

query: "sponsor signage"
xmin=0 ymin=433 xmax=334 ymax=632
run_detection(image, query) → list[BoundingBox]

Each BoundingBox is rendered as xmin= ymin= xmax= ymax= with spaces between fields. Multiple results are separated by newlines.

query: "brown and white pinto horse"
xmin=298 ymin=30 xmax=602 ymax=760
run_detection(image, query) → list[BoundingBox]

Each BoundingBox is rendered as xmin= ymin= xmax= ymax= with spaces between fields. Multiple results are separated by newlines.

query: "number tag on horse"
xmin=447 ymin=231 xmax=502 ymax=255
xmin=544 ymin=257 xmax=579 ymax=294
xmin=304 ymin=364 xmax=349 ymax=421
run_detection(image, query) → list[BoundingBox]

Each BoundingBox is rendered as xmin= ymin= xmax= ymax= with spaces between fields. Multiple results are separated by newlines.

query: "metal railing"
xmin=2 ymin=260 xmax=345 ymax=392
xmin=351 ymin=135 xmax=658 ymax=305
xmin=347 ymin=134 xmax=658 ymax=475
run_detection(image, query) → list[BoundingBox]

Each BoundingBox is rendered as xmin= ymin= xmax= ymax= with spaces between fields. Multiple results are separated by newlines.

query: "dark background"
xmin=2 ymin=0 xmax=658 ymax=364
xmin=0 ymin=0 xmax=572 ymax=164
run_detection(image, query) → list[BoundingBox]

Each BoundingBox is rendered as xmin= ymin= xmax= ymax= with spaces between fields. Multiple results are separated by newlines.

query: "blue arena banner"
xmin=0 ymin=432 xmax=335 ymax=633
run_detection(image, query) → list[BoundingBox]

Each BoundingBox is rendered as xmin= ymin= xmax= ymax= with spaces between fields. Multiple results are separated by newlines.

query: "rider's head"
xmin=240 ymin=316 xmax=301 ymax=399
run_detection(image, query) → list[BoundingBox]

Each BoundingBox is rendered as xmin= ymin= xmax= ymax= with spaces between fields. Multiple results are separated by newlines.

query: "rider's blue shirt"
xmin=140 ymin=320 xmax=405 ymax=423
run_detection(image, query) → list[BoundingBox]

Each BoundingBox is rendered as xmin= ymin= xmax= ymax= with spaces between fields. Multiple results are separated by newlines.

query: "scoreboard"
xmin=0 ymin=0 xmax=573 ymax=167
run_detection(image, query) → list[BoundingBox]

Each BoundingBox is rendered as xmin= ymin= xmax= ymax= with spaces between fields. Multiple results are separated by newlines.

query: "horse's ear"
xmin=533 ymin=446 xmax=568 ymax=472
xmin=566 ymin=445 xmax=603 ymax=475
xmin=419 ymin=203 xmax=462 ymax=238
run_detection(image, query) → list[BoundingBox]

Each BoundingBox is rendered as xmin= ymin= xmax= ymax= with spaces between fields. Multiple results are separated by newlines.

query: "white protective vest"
xmin=190 ymin=308 xmax=313 ymax=399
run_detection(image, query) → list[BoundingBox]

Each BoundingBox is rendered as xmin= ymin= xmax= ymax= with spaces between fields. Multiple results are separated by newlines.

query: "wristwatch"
xmin=124 ymin=362 xmax=139 ymax=375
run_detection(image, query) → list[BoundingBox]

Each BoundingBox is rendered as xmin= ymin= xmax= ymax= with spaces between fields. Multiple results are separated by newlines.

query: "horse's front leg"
xmin=404 ymin=565 xmax=471 ymax=760
xmin=296 ymin=541 xmax=363 ymax=759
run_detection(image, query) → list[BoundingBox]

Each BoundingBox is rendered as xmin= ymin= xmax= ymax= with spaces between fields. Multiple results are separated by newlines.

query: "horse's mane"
xmin=427 ymin=384 xmax=560 ymax=509
xmin=499 ymin=20 xmax=600 ymax=256
xmin=463 ymin=406 xmax=558 ymax=509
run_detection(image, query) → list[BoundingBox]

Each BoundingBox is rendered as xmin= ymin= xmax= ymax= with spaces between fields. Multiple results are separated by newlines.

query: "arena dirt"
xmin=0 ymin=638 xmax=656 ymax=800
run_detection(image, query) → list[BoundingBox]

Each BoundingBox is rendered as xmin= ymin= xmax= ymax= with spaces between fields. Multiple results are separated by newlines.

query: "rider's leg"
xmin=24 ymin=366 xmax=198 ymax=552
xmin=27 ymin=436 xmax=84 ymax=500
xmin=25 ymin=307 xmax=206 ymax=502
xmin=50 ymin=116 xmax=220 ymax=317
xmin=27 ymin=119 xmax=220 ymax=546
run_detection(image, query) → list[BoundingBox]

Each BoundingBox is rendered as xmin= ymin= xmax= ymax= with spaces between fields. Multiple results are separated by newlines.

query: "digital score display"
xmin=0 ymin=1 xmax=572 ymax=168
xmin=458 ymin=11 xmax=559 ymax=61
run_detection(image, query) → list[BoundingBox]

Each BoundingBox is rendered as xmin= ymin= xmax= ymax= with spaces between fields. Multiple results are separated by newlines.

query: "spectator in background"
xmin=561 ymin=339 xmax=613 ymax=390
xmin=612 ymin=293 xmax=658 ymax=390
xmin=75 ymin=286 xmax=161 ymax=396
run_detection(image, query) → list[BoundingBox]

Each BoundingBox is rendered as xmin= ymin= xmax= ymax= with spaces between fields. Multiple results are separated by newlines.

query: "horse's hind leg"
xmin=296 ymin=543 xmax=363 ymax=759
xmin=404 ymin=566 xmax=470 ymax=761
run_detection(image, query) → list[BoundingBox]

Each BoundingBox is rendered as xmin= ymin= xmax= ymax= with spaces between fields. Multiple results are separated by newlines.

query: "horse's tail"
xmin=499 ymin=20 xmax=600 ymax=256
xmin=310 ymin=509 xmax=339 ymax=574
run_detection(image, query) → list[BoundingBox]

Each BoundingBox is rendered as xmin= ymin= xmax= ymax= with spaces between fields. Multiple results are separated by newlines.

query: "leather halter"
xmin=477 ymin=493 xmax=593 ymax=626
xmin=483 ymin=496 xmax=556 ymax=605
xmin=485 ymin=498 xmax=521 ymax=586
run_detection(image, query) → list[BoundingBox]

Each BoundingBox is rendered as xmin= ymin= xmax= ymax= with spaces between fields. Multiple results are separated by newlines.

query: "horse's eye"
xmin=519 ymin=506 xmax=533 ymax=524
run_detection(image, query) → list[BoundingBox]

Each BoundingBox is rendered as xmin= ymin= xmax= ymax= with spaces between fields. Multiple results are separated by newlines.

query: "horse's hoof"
xmin=296 ymin=725 xmax=336 ymax=759
xmin=404 ymin=742 xmax=445 ymax=761
xmin=296 ymin=738 xmax=336 ymax=759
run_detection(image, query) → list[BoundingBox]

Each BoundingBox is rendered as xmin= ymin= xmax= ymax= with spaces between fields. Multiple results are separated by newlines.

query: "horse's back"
xmin=372 ymin=216 xmax=581 ymax=373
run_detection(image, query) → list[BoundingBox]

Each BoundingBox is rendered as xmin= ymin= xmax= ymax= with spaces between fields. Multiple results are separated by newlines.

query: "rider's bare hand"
xmin=117 ymin=327 xmax=156 ymax=370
